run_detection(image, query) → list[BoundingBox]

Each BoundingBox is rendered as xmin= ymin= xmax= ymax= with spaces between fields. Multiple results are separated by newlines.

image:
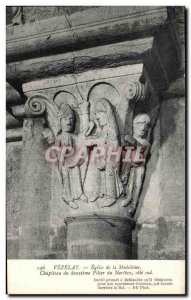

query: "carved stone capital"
xmin=21 ymin=66 xmax=158 ymax=220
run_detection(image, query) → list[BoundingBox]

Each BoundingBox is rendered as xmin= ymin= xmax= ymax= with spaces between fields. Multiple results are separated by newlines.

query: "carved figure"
xmin=84 ymin=98 xmax=123 ymax=207
xmin=122 ymin=113 xmax=151 ymax=216
xmin=54 ymin=104 xmax=88 ymax=209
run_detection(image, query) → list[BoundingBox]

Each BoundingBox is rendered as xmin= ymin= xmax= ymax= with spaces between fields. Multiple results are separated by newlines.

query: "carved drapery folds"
xmin=24 ymin=78 xmax=157 ymax=217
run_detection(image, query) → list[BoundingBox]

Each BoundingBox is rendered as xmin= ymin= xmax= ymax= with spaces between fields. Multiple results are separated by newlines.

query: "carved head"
xmin=94 ymin=98 xmax=120 ymax=144
xmin=95 ymin=101 xmax=108 ymax=128
xmin=133 ymin=114 xmax=151 ymax=139
xmin=59 ymin=104 xmax=76 ymax=133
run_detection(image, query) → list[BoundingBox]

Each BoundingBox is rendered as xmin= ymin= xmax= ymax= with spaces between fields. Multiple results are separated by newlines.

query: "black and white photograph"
xmin=5 ymin=5 xmax=186 ymax=295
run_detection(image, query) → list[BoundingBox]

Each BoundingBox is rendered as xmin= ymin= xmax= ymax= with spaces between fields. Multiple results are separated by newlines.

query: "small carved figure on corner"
xmin=122 ymin=113 xmax=151 ymax=217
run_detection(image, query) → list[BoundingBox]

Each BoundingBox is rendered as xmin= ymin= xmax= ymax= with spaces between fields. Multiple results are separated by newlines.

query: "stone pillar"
xmin=18 ymin=118 xmax=51 ymax=258
xmin=65 ymin=215 xmax=135 ymax=259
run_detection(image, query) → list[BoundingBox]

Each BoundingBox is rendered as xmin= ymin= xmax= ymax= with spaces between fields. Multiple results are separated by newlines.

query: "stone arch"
xmin=87 ymin=82 xmax=120 ymax=106
xmin=53 ymin=91 xmax=78 ymax=109
xmin=87 ymin=82 xmax=120 ymax=120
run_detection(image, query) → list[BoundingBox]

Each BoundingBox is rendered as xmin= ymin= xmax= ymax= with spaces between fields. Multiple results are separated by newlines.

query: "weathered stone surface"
xmin=137 ymin=97 xmax=185 ymax=219
xmin=7 ymin=32 xmax=180 ymax=94
xmin=18 ymin=118 xmax=52 ymax=258
xmin=10 ymin=104 xmax=25 ymax=118
xmin=6 ymin=111 xmax=21 ymax=129
xmin=160 ymin=98 xmax=185 ymax=217
xmin=7 ymin=7 xmax=168 ymax=62
xmin=6 ymin=6 xmax=96 ymax=25
xmin=173 ymin=7 xmax=185 ymax=44
xmin=65 ymin=215 xmax=135 ymax=259
xmin=135 ymin=97 xmax=185 ymax=259
xmin=134 ymin=217 xmax=185 ymax=259
xmin=6 ymin=38 xmax=154 ymax=84
xmin=6 ymin=82 xmax=22 ymax=104
xmin=162 ymin=76 xmax=185 ymax=99
xmin=22 ymin=63 xmax=144 ymax=93
xmin=6 ymin=141 xmax=22 ymax=258
xmin=6 ymin=127 xmax=23 ymax=142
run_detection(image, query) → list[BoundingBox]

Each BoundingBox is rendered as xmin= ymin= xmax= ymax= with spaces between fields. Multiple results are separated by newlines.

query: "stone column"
xmin=65 ymin=215 xmax=135 ymax=259
xmin=18 ymin=118 xmax=51 ymax=258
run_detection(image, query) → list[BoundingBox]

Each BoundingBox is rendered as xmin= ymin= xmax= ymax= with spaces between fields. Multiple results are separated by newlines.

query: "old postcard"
xmin=6 ymin=5 xmax=186 ymax=295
